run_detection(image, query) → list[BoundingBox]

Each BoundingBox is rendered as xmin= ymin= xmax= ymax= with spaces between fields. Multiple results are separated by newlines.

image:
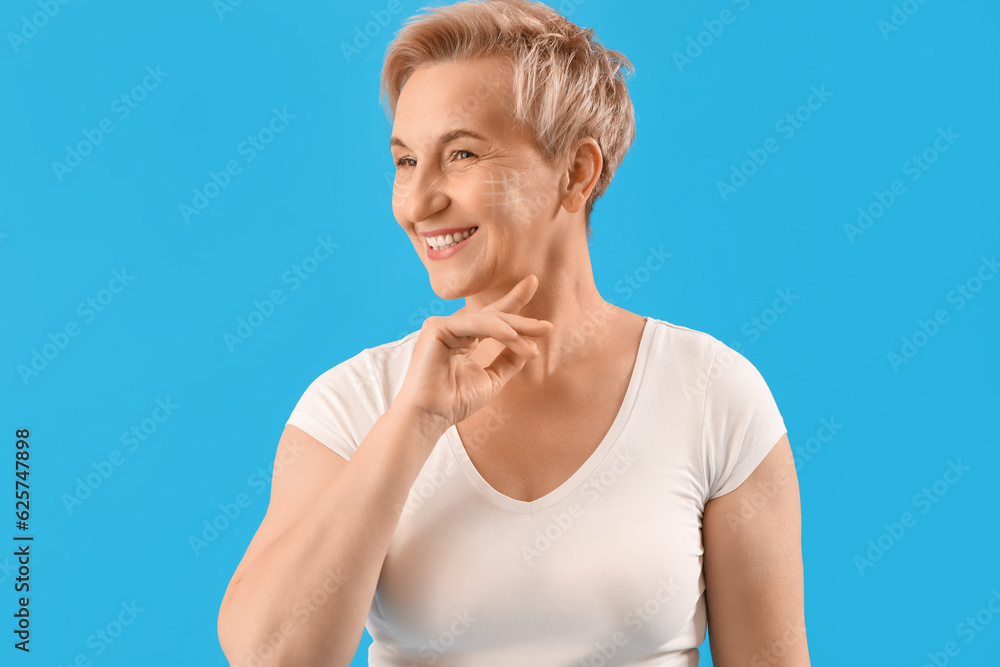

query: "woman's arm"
xmin=702 ymin=434 xmax=811 ymax=666
xmin=217 ymin=407 xmax=447 ymax=666
xmin=217 ymin=279 xmax=550 ymax=665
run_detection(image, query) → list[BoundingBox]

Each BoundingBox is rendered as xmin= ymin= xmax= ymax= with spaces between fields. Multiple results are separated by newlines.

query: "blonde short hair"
xmin=380 ymin=0 xmax=636 ymax=232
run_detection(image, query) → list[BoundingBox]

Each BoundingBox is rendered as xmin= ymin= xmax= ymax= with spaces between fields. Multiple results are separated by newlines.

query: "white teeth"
xmin=428 ymin=227 xmax=477 ymax=250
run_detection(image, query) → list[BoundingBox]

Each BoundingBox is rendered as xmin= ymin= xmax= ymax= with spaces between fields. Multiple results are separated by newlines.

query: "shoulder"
xmin=645 ymin=316 xmax=721 ymax=357
xmin=285 ymin=330 xmax=422 ymax=455
xmin=643 ymin=316 xmax=728 ymax=376
xmin=641 ymin=317 xmax=772 ymax=403
xmin=302 ymin=329 xmax=421 ymax=405
xmin=312 ymin=331 xmax=420 ymax=389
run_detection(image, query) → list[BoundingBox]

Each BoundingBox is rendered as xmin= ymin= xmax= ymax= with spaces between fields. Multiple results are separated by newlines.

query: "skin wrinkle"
xmin=393 ymin=59 xmax=560 ymax=230
xmin=391 ymin=62 xmax=560 ymax=272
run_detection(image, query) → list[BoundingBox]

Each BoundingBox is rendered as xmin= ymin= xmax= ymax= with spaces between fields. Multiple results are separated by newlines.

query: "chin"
xmin=429 ymin=268 xmax=489 ymax=302
xmin=428 ymin=273 xmax=467 ymax=301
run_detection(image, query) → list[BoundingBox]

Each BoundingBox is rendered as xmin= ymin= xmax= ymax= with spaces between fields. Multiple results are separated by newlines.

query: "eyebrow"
xmin=390 ymin=129 xmax=488 ymax=149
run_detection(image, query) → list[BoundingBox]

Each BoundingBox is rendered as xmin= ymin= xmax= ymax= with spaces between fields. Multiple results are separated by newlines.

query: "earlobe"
xmin=561 ymin=138 xmax=602 ymax=214
xmin=562 ymin=189 xmax=587 ymax=214
xmin=559 ymin=168 xmax=585 ymax=214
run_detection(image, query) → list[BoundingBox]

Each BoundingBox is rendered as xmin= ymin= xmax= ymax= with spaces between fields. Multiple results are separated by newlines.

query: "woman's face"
xmin=390 ymin=57 xmax=567 ymax=301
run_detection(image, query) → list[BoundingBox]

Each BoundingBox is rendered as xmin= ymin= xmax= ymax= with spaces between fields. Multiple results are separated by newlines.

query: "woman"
xmin=218 ymin=1 xmax=809 ymax=665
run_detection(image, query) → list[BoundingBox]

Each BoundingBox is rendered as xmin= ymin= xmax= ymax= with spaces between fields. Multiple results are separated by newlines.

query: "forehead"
xmin=392 ymin=57 xmax=514 ymax=141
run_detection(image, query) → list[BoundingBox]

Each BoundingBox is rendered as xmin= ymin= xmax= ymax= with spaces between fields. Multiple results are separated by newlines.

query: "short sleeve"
xmin=702 ymin=340 xmax=787 ymax=500
xmin=285 ymin=348 xmax=386 ymax=461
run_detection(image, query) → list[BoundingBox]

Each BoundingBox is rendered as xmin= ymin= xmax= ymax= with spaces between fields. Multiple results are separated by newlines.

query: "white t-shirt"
xmin=285 ymin=316 xmax=787 ymax=666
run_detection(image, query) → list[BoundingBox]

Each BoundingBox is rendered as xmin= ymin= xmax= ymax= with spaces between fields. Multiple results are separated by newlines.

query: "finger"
xmin=480 ymin=273 xmax=539 ymax=314
xmin=492 ymin=311 xmax=554 ymax=337
xmin=431 ymin=313 xmax=537 ymax=357
xmin=482 ymin=342 xmax=535 ymax=389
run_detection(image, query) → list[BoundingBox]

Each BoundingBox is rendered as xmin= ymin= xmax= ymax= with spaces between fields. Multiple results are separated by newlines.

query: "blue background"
xmin=2 ymin=0 xmax=998 ymax=664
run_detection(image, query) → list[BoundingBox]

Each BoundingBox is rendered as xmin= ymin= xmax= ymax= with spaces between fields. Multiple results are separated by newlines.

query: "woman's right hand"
xmin=393 ymin=273 xmax=553 ymax=432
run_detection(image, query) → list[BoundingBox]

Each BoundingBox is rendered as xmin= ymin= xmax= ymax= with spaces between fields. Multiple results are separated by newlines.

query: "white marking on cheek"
xmin=482 ymin=165 xmax=529 ymax=223
xmin=392 ymin=180 xmax=411 ymax=207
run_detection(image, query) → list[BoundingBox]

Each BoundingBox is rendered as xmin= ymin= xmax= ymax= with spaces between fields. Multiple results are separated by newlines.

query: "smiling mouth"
xmin=425 ymin=227 xmax=479 ymax=250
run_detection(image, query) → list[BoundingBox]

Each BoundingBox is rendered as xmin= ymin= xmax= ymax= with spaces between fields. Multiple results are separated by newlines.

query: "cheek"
xmin=391 ymin=176 xmax=411 ymax=209
xmin=474 ymin=165 xmax=549 ymax=230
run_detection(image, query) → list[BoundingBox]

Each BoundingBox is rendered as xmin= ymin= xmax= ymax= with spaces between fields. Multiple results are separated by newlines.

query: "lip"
xmin=424 ymin=226 xmax=479 ymax=261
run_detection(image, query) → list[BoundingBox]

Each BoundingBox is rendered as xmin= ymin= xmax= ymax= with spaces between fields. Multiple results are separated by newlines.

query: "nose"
xmin=396 ymin=167 xmax=449 ymax=225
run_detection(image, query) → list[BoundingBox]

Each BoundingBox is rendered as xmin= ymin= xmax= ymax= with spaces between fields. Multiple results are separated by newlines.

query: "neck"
xmin=458 ymin=232 xmax=623 ymax=387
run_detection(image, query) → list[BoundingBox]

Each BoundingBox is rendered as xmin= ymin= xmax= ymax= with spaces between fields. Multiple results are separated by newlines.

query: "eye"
xmin=394 ymin=150 xmax=476 ymax=168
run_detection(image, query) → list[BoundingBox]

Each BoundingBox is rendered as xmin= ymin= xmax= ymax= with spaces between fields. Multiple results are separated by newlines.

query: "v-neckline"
xmin=446 ymin=316 xmax=653 ymax=515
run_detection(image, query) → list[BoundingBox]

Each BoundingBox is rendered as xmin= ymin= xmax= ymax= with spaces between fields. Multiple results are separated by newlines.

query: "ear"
xmin=560 ymin=137 xmax=603 ymax=214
